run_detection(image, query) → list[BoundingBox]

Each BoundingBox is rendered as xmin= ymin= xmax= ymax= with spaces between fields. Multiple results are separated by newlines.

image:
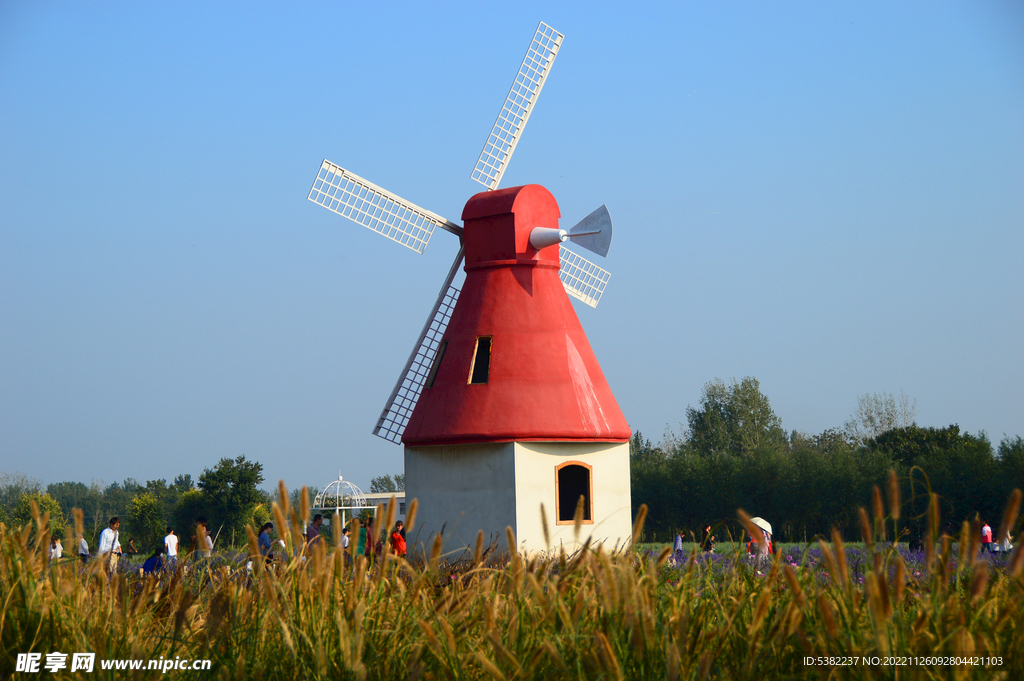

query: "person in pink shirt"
xmin=981 ymin=521 xmax=993 ymax=553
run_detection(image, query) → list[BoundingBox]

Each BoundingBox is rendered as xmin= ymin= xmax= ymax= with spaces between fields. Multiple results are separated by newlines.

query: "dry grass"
xmin=2 ymin=482 xmax=1023 ymax=679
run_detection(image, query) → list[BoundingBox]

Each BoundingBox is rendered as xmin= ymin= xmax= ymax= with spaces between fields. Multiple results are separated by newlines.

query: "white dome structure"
xmin=312 ymin=474 xmax=371 ymax=526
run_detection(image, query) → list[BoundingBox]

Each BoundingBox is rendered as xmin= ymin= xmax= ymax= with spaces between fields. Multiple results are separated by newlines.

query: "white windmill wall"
xmin=513 ymin=441 xmax=632 ymax=553
xmin=404 ymin=441 xmax=632 ymax=555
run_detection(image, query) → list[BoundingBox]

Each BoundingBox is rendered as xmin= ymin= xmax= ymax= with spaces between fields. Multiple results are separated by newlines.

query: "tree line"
xmin=0 ymin=456 xmax=270 ymax=554
xmin=0 ymin=458 xmax=410 ymax=555
xmin=631 ymin=377 xmax=1024 ymax=544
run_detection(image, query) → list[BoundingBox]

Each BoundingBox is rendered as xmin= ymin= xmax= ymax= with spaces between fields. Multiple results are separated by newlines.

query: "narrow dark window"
xmin=556 ymin=463 xmax=593 ymax=523
xmin=425 ymin=340 xmax=448 ymax=388
xmin=468 ymin=336 xmax=491 ymax=384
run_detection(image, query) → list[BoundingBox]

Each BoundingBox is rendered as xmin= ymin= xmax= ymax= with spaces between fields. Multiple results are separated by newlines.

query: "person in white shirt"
xmin=196 ymin=519 xmax=214 ymax=558
xmin=50 ymin=537 xmax=63 ymax=561
xmin=164 ymin=526 xmax=179 ymax=566
xmin=97 ymin=517 xmax=122 ymax=571
xmin=78 ymin=534 xmax=90 ymax=563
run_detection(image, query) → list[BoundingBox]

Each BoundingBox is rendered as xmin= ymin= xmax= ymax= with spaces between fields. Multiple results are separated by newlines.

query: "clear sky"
xmin=2 ymin=1 xmax=1021 ymax=493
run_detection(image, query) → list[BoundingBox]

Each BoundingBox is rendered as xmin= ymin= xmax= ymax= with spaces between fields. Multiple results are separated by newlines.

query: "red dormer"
xmin=401 ymin=185 xmax=630 ymax=446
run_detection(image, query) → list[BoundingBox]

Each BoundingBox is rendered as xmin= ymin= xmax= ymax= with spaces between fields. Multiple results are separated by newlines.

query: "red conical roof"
xmin=402 ymin=185 xmax=630 ymax=446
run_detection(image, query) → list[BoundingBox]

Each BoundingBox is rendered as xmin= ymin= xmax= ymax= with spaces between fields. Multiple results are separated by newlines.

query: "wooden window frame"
xmin=554 ymin=460 xmax=594 ymax=525
xmin=467 ymin=336 xmax=492 ymax=385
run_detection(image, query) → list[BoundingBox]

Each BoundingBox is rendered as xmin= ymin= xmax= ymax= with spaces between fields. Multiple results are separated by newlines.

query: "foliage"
xmin=126 ymin=492 xmax=166 ymax=552
xmin=172 ymin=473 xmax=194 ymax=493
xmin=197 ymin=455 xmax=265 ymax=544
xmin=172 ymin=489 xmax=208 ymax=548
xmin=2 ymin=485 xmax=1022 ymax=680
xmin=369 ymin=473 xmax=405 ymax=493
xmin=844 ymin=390 xmax=917 ymax=444
xmin=12 ymin=492 xmax=66 ymax=536
xmin=685 ymin=377 xmax=786 ymax=459
xmin=634 ymin=379 xmax=1023 ymax=544
xmin=0 ymin=472 xmax=42 ymax=526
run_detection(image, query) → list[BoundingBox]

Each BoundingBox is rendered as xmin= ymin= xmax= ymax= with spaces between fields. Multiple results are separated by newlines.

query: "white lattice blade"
xmin=308 ymin=160 xmax=460 ymax=254
xmin=559 ymin=246 xmax=611 ymax=308
xmin=471 ymin=22 xmax=563 ymax=190
xmin=374 ymin=249 xmax=465 ymax=444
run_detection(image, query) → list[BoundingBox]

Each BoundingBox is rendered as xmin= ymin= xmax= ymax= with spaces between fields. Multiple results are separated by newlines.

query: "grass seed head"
xmin=872 ymin=485 xmax=884 ymax=524
xmin=887 ymin=469 xmax=901 ymax=520
xmin=969 ymin=562 xmax=989 ymax=604
xmin=278 ymin=480 xmax=290 ymax=517
xmin=858 ymin=507 xmax=874 ymax=549
xmin=631 ymin=504 xmax=648 ymax=547
xmin=406 ymin=497 xmax=418 ymax=531
xmin=300 ymin=485 xmax=310 ymax=523
xmin=966 ymin=518 xmax=980 ymax=567
xmin=997 ymin=488 xmax=1021 ymax=552
xmin=1008 ymin=536 xmax=1024 ymax=577
xmin=540 ymin=502 xmax=550 ymax=550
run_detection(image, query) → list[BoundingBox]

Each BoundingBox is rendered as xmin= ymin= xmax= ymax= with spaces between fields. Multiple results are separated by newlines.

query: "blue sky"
xmin=2 ymin=1 xmax=1021 ymax=492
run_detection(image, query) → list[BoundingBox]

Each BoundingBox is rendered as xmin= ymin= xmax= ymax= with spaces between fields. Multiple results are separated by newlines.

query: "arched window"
xmin=555 ymin=461 xmax=593 ymax=525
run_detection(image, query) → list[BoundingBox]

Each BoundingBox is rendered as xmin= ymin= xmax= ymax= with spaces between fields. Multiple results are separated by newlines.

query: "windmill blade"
xmin=309 ymin=160 xmax=462 ymax=254
xmin=471 ymin=22 xmax=563 ymax=191
xmin=559 ymin=246 xmax=611 ymax=308
xmin=374 ymin=246 xmax=465 ymax=444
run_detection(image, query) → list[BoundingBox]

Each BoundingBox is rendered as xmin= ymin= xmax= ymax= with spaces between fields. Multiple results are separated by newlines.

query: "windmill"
xmin=307 ymin=23 xmax=632 ymax=552
xmin=306 ymin=22 xmax=614 ymax=446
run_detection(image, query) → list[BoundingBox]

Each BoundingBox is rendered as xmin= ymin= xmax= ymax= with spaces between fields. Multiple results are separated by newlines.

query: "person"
xmin=759 ymin=530 xmax=772 ymax=559
xmin=747 ymin=530 xmax=772 ymax=557
xmin=1000 ymin=530 xmax=1013 ymax=553
xmin=196 ymin=518 xmax=214 ymax=558
xmin=355 ymin=519 xmax=367 ymax=557
xmin=164 ymin=527 xmax=179 ymax=567
xmin=142 ymin=545 xmax=164 ymax=574
xmin=981 ymin=521 xmax=993 ymax=553
xmin=341 ymin=526 xmax=350 ymax=551
xmin=78 ymin=534 xmax=90 ymax=563
xmin=258 ymin=522 xmax=274 ymax=564
xmin=50 ymin=537 xmax=64 ymax=561
xmin=305 ymin=514 xmax=324 ymax=551
xmin=364 ymin=517 xmax=375 ymax=561
xmin=126 ymin=538 xmax=139 ymax=559
xmin=390 ymin=521 xmax=407 ymax=557
xmin=673 ymin=530 xmax=684 ymax=556
xmin=98 ymin=517 xmax=123 ymax=570
xmin=702 ymin=525 xmax=716 ymax=553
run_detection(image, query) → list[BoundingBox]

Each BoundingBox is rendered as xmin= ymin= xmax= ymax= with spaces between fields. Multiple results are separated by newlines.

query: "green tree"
xmin=628 ymin=431 xmax=671 ymax=539
xmin=126 ymin=492 xmax=166 ymax=552
xmin=870 ymin=425 xmax=997 ymax=535
xmin=14 ymin=491 xmax=67 ymax=536
xmin=0 ymin=472 xmax=42 ymax=525
xmin=172 ymin=474 xmax=194 ymax=493
xmin=172 ymin=489 xmax=208 ymax=550
xmin=369 ymin=474 xmax=405 ymax=493
xmin=197 ymin=456 xmax=265 ymax=546
xmin=686 ymin=377 xmax=786 ymax=459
